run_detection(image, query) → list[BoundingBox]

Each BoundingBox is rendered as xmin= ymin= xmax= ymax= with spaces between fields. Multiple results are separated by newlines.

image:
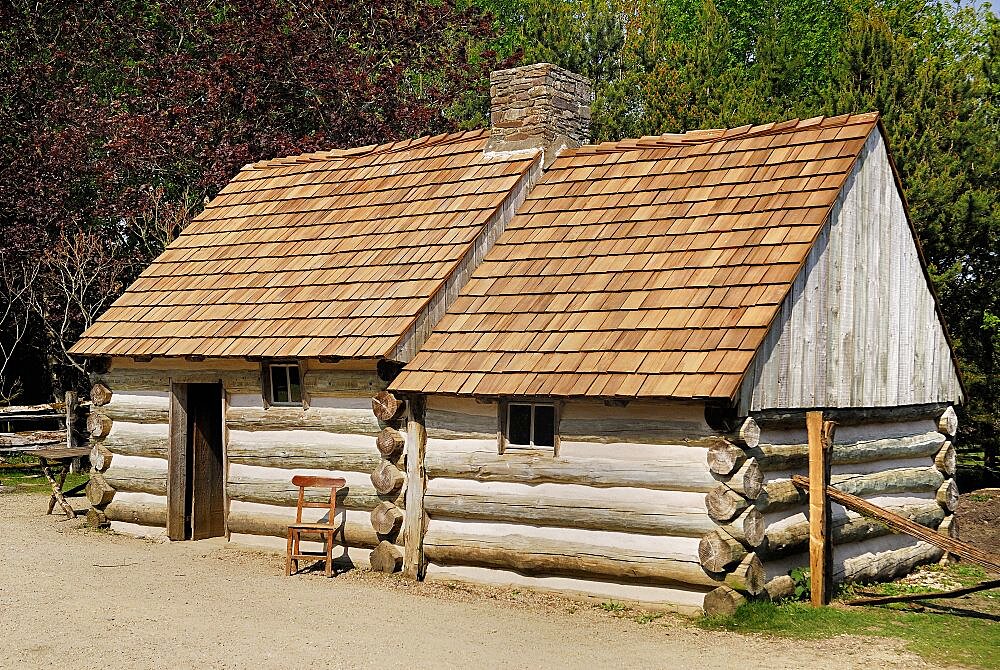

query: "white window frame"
xmin=266 ymin=363 xmax=302 ymax=407
xmin=499 ymin=400 xmax=559 ymax=455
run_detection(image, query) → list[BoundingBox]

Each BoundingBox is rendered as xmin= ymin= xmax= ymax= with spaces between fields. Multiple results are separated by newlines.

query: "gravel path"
xmin=0 ymin=492 xmax=939 ymax=670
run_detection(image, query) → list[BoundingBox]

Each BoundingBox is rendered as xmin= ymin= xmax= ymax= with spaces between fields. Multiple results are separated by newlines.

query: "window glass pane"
xmin=533 ymin=405 xmax=555 ymax=447
xmin=508 ymin=404 xmax=531 ymax=445
xmin=271 ymin=365 xmax=290 ymax=403
xmin=288 ymin=365 xmax=301 ymax=403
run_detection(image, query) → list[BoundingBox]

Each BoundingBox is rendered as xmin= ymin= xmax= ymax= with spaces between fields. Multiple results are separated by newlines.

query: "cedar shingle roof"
xmin=70 ymin=130 xmax=539 ymax=360
xmin=391 ymin=113 xmax=881 ymax=399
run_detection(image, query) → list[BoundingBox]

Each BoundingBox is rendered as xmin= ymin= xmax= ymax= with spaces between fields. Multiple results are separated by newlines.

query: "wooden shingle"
xmin=392 ymin=114 xmax=880 ymax=399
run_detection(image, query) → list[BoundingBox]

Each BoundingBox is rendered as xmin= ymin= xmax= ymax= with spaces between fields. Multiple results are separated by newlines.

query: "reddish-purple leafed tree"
xmin=0 ymin=0 xmax=511 ymax=401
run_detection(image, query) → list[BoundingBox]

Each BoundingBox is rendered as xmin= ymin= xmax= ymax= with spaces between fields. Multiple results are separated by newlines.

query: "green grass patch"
xmin=700 ymin=598 xmax=999 ymax=669
xmin=0 ymin=461 xmax=89 ymax=494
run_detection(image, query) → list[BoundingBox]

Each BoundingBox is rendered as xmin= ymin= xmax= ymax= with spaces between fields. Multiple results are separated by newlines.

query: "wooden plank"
xmin=167 ymin=382 xmax=188 ymax=541
xmin=807 ymin=412 xmax=833 ymax=606
xmin=847 ymin=579 xmax=1000 ymax=606
xmin=403 ymin=395 xmax=427 ymax=579
xmin=790 ymin=474 xmax=1000 ymax=572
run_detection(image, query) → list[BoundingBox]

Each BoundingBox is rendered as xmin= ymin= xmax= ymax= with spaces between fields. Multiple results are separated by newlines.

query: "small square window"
xmin=502 ymin=401 xmax=557 ymax=453
xmin=267 ymin=364 xmax=302 ymax=405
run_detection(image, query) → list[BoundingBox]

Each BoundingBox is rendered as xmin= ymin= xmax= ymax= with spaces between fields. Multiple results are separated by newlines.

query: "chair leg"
xmin=286 ymin=530 xmax=294 ymax=576
xmin=325 ymin=530 xmax=334 ymax=577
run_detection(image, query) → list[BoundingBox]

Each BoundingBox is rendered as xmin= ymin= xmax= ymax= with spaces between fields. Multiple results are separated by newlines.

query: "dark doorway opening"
xmin=168 ymin=382 xmax=225 ymax=540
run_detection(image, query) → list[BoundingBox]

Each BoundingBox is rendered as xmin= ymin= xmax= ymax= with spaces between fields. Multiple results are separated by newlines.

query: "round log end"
xmin=934 ymin=441 xmax=956 ymax=477
xmin=370 ymin=460 xmax=404 ymax=495
xmin=90 ymin=382 xmax=113 ymax=407
xmin=707 ymin=441 xmax=746 ymax=476
xmin=740 ymin=459 xmax=764 ymax=500
xmin=703 ymin=585 xmax=746 ymax=617
xmin=86 ymin=507 xmax=110 ymax=529
xmin=764 ymin=575 xmax=796 ymax=601
xmin=938 ymin=513 xmax=959 ymax=539
xmin=87 ymin=412 xmax=113 ymax=440
xmin=937 ymin=406 xmax=958 ymax=437
xmin=372 ymin=391 xmax=406 ymax=423
xmin=699 ymin=530 xmax=747 ymax=573
xmin=376 ymin=427 xmax=405 ymax=460
xmin=732 ymin=553 xmax=765 ymax=596
xmin=371 ymin=501 xmax=405 ymax=536
xmin=370 ymin=540 xmax=403 ymax=573
xmin=90 ymin=444 xmax=113 ymax=472
xmin=936 ymin=479 xmax=959 ymax=512
xmin=740 ymin=507 xmax=765 ymax=548
xmin=86 ymin=473 xmax=115 ymax=508
xmin=737 ymin=417 xmax=760 ymax=449
xmin=706 ymin=486 xmax=749 ymax=523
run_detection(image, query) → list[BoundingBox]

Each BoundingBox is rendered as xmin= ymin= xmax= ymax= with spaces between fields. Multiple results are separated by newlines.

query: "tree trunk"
xmin=370 ymin=460 xmax=404 ymax=495
xmin=934 ymin=441 xmax=956 ymax=477
xmin=426 ymin=447 xmax=717 ymax=492
xmin=376 ymin=427 xmax=404 ymax=461
xmin=90 ymin=382 xmax=113 ymax=407
xmin=423 ymin=526 xmax=759 ymax=592
xmin=699 ymin=530 xmax=746 ymax=572
xmin=227 ymin=478 xmax=402 ymax=510
xmin=707 ymin=441 xmax=745 ymax=476
xmin=226 ymin=510 xmax=379 ymax=548
xmin=370 ymin=540 xmax=404 ymax=573
xmin=759 ymin=467 xmax=945 ymax=513
xmin=87 ymin=412 xmax=113 ymax=439
xmin=85 ymin=473 xmax=115 ymax=508
xmin=370 ymin=501 xmax=404 ymax=536
xmin=703 ymin=586 xmax=746 ymax=616
xmin=936 ymin=479 xmax=959 ymax=512
xmin=104 ymin=499 xmax=167 ymax=527
xmin=718 ymin=507 xmax=765 ymax=548
xmin=90 ymin=445 xmax=113 ymax=472
xmin=425 ymin=485 xmax=717 ymax=537
xmin=86 ymin=507 xmax=110 ymax=529
xmin=937 ymin=406 xmax=958 ymax=437
xmin=749 ymin=432 xmax=945 ymax=471
xmin=705 ymin=486 xmax=749 ymax=523
xmin=371 ymin=391 xmax=405 ymax=423
xmin=762 ymin=503 xmax=945 ymax=559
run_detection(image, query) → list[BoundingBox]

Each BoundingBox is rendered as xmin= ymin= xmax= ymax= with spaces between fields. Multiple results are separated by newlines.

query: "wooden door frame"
xmin=167 ymin=381 xmax=189 ymax=541
xmin=167 ymin=381 xmax=227 ymax=541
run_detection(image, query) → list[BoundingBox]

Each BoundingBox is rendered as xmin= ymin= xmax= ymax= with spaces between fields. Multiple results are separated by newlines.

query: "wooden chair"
xmin=285 ymin=475 xmax=347 ymax=577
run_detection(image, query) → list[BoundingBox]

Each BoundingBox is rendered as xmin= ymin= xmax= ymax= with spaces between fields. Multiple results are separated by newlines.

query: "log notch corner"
xmin=701 ymin=416 xmax=767 ymax=615
xmin=368 ymin=390 xmax=408 ymax=573
xmin=86 ymin=381 xmax=116 ymax=527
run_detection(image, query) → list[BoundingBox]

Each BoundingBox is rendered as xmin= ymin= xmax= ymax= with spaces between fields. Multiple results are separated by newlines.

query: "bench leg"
xmin=41 ymin=460 xmax=74 ymax=519
xmin=325 ymin=530 xmax=334 ymax=577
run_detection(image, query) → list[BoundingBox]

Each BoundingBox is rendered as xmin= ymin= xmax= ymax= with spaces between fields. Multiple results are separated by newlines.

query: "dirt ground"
xmin=955 ymin=489 xmax=1000 ymax=554
xmin=0 ymin=493 xmax=947 ymax=670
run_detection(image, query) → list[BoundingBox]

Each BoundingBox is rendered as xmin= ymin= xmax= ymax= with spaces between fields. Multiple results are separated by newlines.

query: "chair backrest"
xmin=291 ymin=475 xmax=347 ymax=524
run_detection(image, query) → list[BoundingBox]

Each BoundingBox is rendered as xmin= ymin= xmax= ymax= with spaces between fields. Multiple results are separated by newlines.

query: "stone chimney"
xmin=486 ymin=63 xmax=592 ymax=167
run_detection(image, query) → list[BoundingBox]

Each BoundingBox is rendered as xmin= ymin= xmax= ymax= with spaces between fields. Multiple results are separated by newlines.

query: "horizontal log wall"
xmin=421 ymin=396 xmax=742 ymax=613
xmin=754 ymin=413 xmax=957 ymax=586
xmin=90 ymin=362 xmax=392 ymax=548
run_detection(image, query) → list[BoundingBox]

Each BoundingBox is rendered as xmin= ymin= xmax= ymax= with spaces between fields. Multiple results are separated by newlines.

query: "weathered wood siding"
xmin=739 ymin=128 xmax=962 ymax=412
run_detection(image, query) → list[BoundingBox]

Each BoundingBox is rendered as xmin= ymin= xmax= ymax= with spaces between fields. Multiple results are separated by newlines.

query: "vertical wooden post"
xmin=807 ymin=411 xmax=835 ymax=606
xmin=65 ymin=391 xmax=80 ymax=473
xmin=403 ymin=394 xmax=427 ymax=580
xmin=167 ymin=382 xmax=189 ymax=541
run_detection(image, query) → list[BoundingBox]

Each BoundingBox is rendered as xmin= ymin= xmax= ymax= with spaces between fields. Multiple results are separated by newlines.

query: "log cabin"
xmin=70 ymin=63 xmax=963 ymax=615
